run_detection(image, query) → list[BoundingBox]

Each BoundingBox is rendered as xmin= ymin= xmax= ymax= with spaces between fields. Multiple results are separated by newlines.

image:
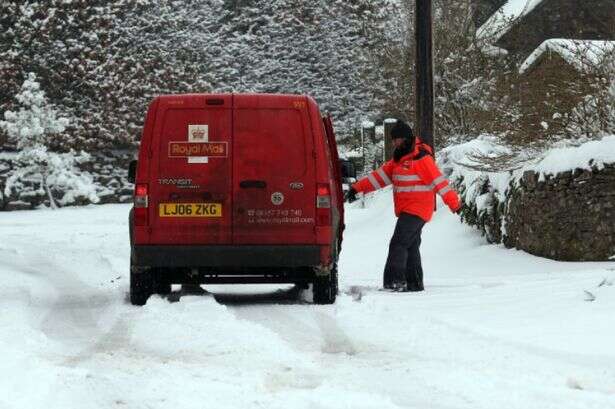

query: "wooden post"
xmin=383 ymin=118 xmax=397 ymax=161
xmin=415 ymin=0 xmax=434 ymax=150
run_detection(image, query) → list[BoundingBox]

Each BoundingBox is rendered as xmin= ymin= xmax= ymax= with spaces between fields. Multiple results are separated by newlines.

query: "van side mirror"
xmin=340 ymin=160 xmax=356 ymax=179
xmin=128 ymin=160 xmax=137 ymax=184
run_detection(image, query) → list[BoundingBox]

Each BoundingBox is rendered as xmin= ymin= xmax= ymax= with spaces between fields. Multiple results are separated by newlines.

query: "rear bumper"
xmin=133 ymin=245 xmax=321 ymax=268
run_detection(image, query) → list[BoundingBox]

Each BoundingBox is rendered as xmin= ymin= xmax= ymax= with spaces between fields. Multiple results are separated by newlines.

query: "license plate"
xmin=159 ymin=203 xmax=222 ymax=217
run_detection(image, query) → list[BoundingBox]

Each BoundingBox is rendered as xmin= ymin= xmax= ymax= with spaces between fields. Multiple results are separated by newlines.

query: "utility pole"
xmin=415 ymin=0 xmax=434 ymax=151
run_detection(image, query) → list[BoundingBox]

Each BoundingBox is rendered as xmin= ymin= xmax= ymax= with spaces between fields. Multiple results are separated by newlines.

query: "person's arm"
xmin=414 ymin=154 xmax=461 ymax=212
xmin=351 ymin=160 xmax=395 ymax=194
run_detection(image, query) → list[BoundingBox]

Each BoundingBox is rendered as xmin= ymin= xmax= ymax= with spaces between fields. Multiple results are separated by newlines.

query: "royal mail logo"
xmin=191 ymin=129 xmax=206 ymax=140
xmin=168 ymin=142 xmax=228 ymax=158
xmin=189 ymin=125 xmax=208 ymax=141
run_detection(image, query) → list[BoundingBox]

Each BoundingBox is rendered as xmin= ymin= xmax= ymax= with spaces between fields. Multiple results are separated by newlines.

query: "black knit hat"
xmin=390 ymin=120 xmax=413 ymax=140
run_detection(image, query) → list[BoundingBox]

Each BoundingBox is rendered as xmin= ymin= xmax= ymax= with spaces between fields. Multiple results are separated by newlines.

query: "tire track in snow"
xmin=5 ymin=249 xmax=135 ymax=365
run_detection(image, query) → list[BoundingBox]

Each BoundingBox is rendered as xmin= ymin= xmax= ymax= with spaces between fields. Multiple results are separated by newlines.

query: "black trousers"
xmin=383 ymin=213 xmax=425 ymax=288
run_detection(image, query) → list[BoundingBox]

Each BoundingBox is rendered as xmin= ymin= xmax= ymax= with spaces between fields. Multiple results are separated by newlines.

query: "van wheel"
xmin=313 ymin=264 xmax=338 ymax=305
xmin=130 ymin=257 xmax=153 ymax=306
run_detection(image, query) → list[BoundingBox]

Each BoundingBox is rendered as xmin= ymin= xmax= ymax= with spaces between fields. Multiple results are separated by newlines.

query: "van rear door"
xmin=149 ymin=94 xmax=233 ymax=245
xmin=323 ymin=115 xmax=344 ymax=241
xmin=232 ymin=95 xmax=316 ymax=245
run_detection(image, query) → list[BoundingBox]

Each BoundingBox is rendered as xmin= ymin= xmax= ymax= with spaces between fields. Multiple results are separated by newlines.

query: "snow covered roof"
xmin=476 ymin=0 xmax=545 ymax=43
xmin=519 ymin=39 xmax=615 ymax=74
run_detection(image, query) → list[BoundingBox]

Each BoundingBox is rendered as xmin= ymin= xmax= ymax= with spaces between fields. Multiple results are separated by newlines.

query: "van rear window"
xmin=234 ymin=109 xmax=307 ymax=178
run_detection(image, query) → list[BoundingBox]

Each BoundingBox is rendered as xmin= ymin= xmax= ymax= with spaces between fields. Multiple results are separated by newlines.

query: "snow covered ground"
xmin=1 ymin=190 xmax=614 ymax=409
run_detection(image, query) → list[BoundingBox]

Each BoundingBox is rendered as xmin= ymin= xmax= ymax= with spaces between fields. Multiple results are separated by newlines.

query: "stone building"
xmin=475 ymin=0 xmax=615 ymax=60
xmin=516 ymin=39 xmax=615 ymax=136
xmin=474 ymin=0 xmax=615 ymax=138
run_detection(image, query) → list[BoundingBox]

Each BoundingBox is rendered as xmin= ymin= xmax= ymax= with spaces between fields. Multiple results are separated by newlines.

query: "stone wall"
xmin=0 ymin=149 xmax=135 ymax=211
xmin=454 ymin=164 xmax=615 ymax=261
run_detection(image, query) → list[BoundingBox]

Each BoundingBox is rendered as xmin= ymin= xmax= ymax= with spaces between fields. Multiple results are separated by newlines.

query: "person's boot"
xmin=391 ymin=280 xmax=409 ymax=292
xmin=383 ymin=270 xmax=396 ymax=290
xmin=407 ymin=281 xmax=424 ymax=292
xmin=405 ymin=267 xmax=424 ymax=292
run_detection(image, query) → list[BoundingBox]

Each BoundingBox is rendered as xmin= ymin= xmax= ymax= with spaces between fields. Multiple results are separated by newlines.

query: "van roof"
xmin=153 ymin=93 xmax=320 ymax=109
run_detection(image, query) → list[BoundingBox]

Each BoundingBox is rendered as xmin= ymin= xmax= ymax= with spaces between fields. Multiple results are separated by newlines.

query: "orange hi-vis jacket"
xmin=352 ymin=143 xmax=461 ymax=222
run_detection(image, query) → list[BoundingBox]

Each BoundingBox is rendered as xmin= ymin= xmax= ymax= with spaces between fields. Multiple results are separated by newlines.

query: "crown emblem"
xmin=192 ymin=129 xmax=206 ymax=139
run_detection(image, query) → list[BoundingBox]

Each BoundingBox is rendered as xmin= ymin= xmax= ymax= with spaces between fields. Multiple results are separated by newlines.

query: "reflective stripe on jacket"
xmin=352 ymin=143 xmax=460 ymax=222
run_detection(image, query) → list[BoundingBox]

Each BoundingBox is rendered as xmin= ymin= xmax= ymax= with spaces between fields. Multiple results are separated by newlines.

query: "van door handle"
xmin=240 ymin=180 xmax=267 ymax=189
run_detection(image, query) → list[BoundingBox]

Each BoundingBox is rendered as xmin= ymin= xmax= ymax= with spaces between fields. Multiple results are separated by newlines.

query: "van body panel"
xmin=315 ymin=226 xmax=333 ymax=244
xmin=232 ymin=95 xmax=316 ymax=245
xmin=132 ymin=93 xmax=343 ymax=272
xmin=149 ymin=94 xmax=233 ymax=245
xmin=133 ymin=98 xmax=160 ymax=245
xmin=322 ymin=115 xmax=344 ymax=251
xmin=307 ymin=96 xmax=331 ymax=188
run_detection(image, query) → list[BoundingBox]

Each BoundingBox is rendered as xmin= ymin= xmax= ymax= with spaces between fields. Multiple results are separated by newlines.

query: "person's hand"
xmin=345 ymin=187 xmax=358 ymax=203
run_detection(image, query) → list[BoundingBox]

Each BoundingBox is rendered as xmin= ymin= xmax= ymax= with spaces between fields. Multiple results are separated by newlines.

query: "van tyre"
xmin=313 ymin=264 xmax=338 ymax=305
xmin=130 ymin=256 xmax=153 ymax=306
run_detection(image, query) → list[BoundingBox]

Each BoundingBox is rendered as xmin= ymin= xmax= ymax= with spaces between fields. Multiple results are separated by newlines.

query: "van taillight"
xmin=316 ymin=183 xmax=331 ymax=225
xmin=134 ymin=183 xmax=149 ymax=226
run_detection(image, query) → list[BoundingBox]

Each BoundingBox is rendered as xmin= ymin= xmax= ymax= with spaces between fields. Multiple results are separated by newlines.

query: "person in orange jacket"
xmin=346 ymin=119 xmax=461 ymax=291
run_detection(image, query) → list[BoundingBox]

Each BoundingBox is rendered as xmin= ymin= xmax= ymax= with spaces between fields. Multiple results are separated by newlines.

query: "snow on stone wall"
xmin=439 ymin=135 xmax=615 ymax=261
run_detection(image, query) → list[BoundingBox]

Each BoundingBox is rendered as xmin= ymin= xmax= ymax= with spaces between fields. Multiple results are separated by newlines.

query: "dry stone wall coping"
xmin=453 ymin=164 xmax=615 ymax=261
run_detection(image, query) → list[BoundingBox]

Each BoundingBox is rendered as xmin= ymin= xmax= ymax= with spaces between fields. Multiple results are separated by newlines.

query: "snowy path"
xmin=1 ymin=192 xmax=614 ymax=409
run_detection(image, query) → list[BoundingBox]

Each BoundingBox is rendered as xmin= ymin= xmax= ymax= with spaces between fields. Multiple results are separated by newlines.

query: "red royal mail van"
xmin=127 ymin=93 xmax=353 ymax=305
